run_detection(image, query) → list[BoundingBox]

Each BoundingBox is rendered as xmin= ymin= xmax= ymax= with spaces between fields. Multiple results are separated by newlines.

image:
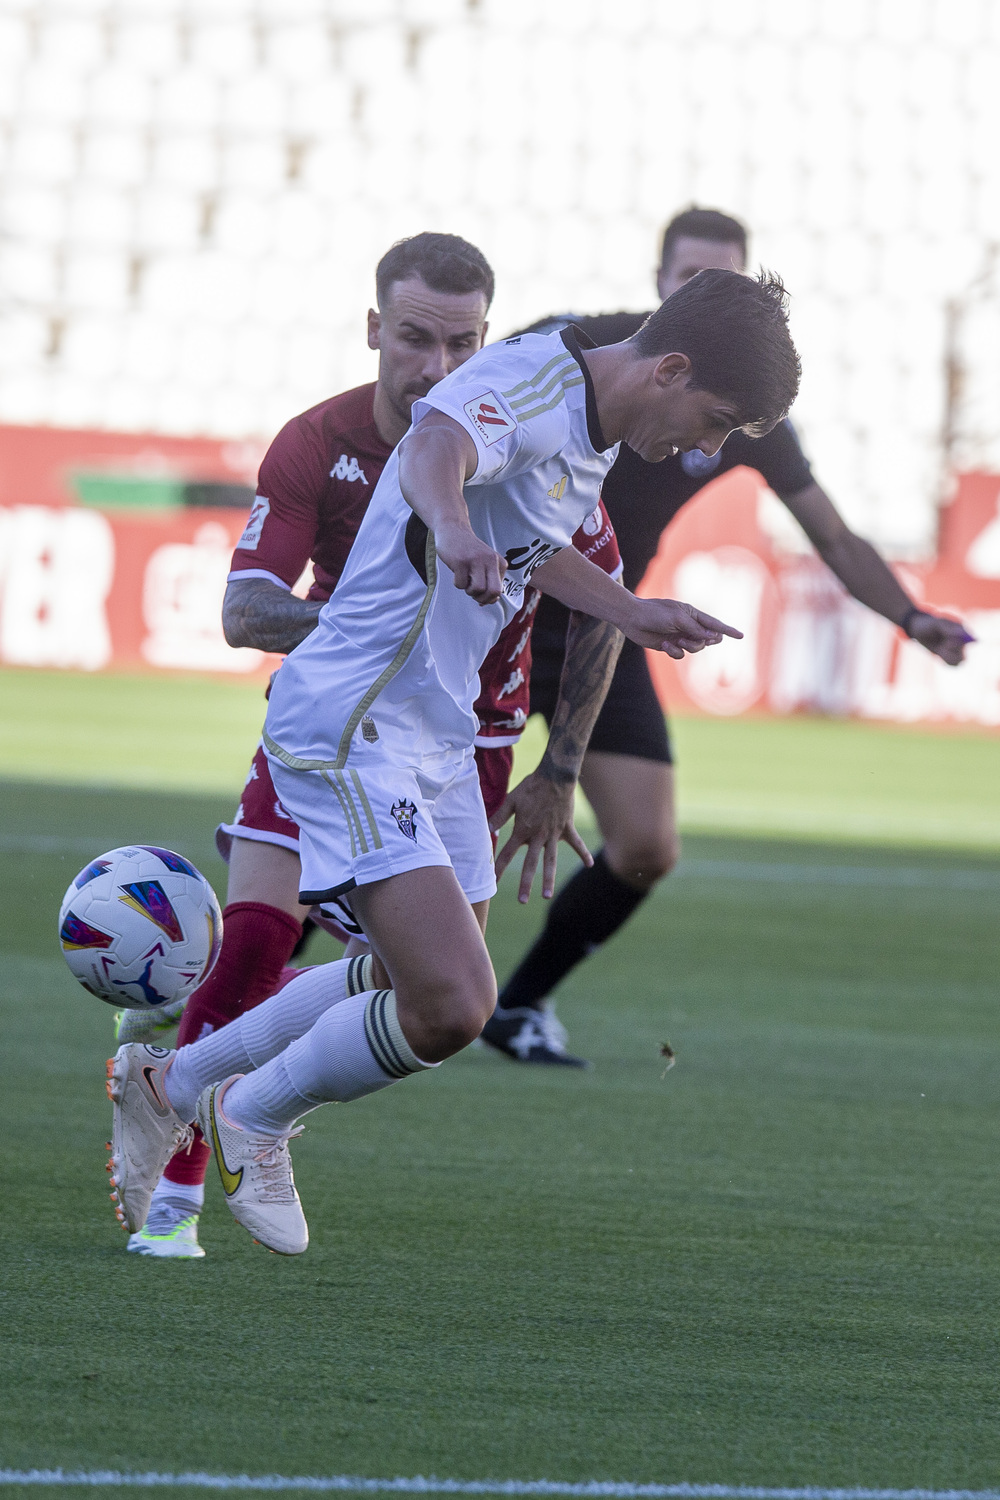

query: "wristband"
xmin=899 ymin=606 xmax=925 ymax=638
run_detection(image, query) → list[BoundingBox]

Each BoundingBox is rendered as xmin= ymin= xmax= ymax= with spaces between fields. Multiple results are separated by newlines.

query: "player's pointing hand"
xmin=435 ymin=521 xmax=508 ymax=606
xmin=625 ymin=598 xmax=743 ymax=659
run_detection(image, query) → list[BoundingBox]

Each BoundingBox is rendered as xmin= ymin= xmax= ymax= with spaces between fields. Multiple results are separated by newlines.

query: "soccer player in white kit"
xmin=106 ymin=268 xmax=801 ymax=1255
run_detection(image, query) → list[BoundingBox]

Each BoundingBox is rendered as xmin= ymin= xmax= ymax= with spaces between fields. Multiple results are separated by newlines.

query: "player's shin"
xmin=163 ymin=954 xmax=375 ymax=1121
xmin=220 ymin=989 xmax=438 ymax=1135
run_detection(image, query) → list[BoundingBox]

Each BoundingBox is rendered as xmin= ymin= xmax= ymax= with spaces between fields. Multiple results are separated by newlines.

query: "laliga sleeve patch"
xmin=237 ymin=495 xmax=270 ymax=551
xmin=463 ymin=392 xmax=516 ymax=447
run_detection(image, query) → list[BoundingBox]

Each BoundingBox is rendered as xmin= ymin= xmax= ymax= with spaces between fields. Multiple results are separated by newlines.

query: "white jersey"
xmin=263 ymin=327 xmax=619 ymax=774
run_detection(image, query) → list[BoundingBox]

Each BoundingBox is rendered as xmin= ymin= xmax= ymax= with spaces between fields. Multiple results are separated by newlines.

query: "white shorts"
xmin=267 ymin=750 xmax=496 ymax=907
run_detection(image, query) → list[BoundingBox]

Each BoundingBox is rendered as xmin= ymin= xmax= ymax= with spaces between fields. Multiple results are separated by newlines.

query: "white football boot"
xmin=105 ymin=1044 xmax=192 ymax=1235
xmin=127 ymin=1212 xmax=205 ymax=1259
xmin=195 ymin=1077 xmax=308 ymax=1256
xmin=114 ymin=998 xmax=188 ymax=1047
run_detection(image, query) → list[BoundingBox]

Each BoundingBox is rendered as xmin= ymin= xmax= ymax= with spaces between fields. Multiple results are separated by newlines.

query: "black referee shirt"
xmin=520 ymin=311 xmax=815 ymax=655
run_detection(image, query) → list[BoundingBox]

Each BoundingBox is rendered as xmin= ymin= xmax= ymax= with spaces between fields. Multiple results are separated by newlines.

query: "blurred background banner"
xmin=640 ymin=467 xmax=1000 ymax=728
xmin=0 ymin=0 xmax=999 ymax=720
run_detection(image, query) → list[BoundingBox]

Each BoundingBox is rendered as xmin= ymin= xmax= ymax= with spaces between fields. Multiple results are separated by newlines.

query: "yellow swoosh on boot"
xmin=208 ymin=1085 xmax=243 ymax=1197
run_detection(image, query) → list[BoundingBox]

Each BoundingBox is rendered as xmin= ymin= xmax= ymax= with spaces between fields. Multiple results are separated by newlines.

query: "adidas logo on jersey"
xmin=547 ymin=476 xmax=568 ymax=500
xmin=330 ymin=454 xmax=368 ymax=484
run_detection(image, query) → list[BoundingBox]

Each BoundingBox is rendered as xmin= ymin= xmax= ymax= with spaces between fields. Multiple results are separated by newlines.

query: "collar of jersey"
xmin=559 ymin=325 xmax=611 ymax=454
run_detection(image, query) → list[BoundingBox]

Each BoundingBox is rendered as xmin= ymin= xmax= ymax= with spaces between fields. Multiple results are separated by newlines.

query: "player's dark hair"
xmin=660 ymin=207 xmax=748 ymax=271
xmin=376 ymin=233 xmax=495 ymax=310
xmin=631 ymin=269 xmax=800 ymax=437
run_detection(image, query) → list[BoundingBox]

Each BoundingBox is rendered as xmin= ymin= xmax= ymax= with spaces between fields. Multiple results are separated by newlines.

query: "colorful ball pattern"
xmin=58 ymin=845 xmax=223 ymax=1010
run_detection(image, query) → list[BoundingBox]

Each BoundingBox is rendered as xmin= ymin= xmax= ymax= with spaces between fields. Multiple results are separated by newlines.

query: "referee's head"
xmin=656 ymin=207 xmax=748 ymax=301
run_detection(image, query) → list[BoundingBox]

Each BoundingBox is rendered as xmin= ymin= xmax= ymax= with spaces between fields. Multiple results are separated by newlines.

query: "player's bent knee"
xmin=396 ymin=977 xmax=496 ymax=1064
xmin=606 ymin=832 xmax=680 ymax=887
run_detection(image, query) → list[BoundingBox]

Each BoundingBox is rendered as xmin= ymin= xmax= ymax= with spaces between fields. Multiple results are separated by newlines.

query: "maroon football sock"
xmin=162 ymin=901 xmax=303 ymax=1189
xmin=163 ymin=1129 xmax=212 ymax=1184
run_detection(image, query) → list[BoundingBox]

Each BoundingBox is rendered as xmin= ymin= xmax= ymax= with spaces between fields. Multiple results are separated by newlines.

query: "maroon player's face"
xmin=368 ymin=277 xmax=489 ymax=431
xmin=624 ymin=354 xmax=741 ymax=464
xmin=656 ymin=237 xmax=746 ymax=301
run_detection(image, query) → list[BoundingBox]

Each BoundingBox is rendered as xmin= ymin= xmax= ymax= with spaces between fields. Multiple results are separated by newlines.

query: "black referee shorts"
xmin=529 ymin=635 xmax=673 ymax=764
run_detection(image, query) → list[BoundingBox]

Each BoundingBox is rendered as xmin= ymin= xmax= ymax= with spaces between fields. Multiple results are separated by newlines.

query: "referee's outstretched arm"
xmin=781 ymin=478 xmax=972 ymax=666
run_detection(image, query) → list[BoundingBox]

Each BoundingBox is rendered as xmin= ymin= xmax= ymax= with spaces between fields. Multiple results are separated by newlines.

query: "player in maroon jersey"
xmin=126 ymin=233 xmax=624 ymax=1258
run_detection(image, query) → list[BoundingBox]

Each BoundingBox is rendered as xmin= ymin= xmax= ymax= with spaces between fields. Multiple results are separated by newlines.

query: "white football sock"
xmin=148 ymin=1176 xmax=204 ymax=1213
xmin=223 ymin=989 xmax=437 ymax=1135
xmin=164 ymin=954 xmax=373 ymax=1121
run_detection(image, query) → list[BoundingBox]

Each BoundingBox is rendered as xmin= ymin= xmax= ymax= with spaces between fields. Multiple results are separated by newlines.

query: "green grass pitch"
xmin=1 ymin=667 xmax=999 ymax=1491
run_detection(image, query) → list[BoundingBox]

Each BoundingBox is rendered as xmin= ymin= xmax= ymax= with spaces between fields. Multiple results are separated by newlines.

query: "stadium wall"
xmin=1 ymin=423 xmax=998 ymax=728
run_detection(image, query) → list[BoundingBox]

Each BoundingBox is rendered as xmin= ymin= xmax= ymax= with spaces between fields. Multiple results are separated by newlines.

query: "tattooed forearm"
xmin=539 ymin=610 xmax=624 ymax=783
xmin=222 ymin=578 xmax=324 ymax=654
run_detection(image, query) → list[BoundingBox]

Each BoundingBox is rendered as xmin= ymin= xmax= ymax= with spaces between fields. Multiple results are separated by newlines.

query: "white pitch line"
xmin=3 ymin=833 xmax=997 ymax=892
xmin=675 ymin=860 xmax=1000 ymax=891
xmin=0 ymin=1475 xmax=997 ymax=1499
xmin=0 ymin=835 xmax=220 ymax=860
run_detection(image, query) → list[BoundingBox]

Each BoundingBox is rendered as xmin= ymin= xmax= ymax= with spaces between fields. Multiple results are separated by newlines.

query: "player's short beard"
xmin=397 ymin=382 xmax=432 ymax=427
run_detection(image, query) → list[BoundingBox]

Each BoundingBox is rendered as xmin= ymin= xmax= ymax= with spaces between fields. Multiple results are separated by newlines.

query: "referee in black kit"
xmin=483 ymin=206 xmax=972 ymax=1067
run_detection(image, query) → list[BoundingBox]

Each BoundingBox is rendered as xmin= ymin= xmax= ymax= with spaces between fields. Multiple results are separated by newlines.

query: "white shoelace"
xmin=249 ymin=1126 xmax=304 ymax=1202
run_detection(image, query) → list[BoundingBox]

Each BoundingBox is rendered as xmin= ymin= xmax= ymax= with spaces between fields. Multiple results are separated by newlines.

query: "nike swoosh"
xmin=141 ymin=1065 xmax=168 ymax=1111
xmin=208 ymin=1087 xmax=243 ymax=1197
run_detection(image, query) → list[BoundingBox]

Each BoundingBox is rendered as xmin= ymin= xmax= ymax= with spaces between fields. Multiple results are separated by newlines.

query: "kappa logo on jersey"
xmin=330 ymin=454 xmax=368 ymax=484
xmin=492 ymin=708 xmax=528 ymax=732
xmin=238 ymin=495 xmax=270 ymax=552
xmin=506 ymin=627 xmax=531 ymax=663
xmin=499 ymin=666 xmax=525 ymax=699
xmin=390 ymin=798 xmax=418 ymax=843
xmin=464 ymin=391 xmax=516 ymax=446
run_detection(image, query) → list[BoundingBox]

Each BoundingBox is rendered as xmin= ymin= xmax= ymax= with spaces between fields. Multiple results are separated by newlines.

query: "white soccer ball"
xmin=58 ymin=845 xmax=223 ymax=1010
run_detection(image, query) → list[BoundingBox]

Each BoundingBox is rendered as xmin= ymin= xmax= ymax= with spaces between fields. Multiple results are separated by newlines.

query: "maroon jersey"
xmin=473 ymin=498 xmax=622 ymax=746
xmin=228 ymin=381 xmax=622 ymax=742
xmin=230 ymin=384 xmax=388 ymax=600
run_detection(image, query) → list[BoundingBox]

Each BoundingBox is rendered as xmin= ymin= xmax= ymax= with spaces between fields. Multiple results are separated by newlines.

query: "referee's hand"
xmin=436 ymin=522 xmax=507 ymax=605
xmin=905 ymin=610 xmax=974 ymax=667
xmin=626 ymin=599 xmax=743 ymax=659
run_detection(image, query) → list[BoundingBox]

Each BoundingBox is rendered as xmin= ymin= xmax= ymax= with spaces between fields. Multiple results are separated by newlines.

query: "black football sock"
xmin=497 ymin=849 xmax=648 ymax=1011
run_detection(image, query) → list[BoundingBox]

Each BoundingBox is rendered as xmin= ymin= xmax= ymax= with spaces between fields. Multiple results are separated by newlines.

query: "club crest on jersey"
xmin=464 ymin=392 xmax=515 ymax=446
xmin=330 ymin=454 xmax=368 ymax=484
xmin=390 ymin=798 xmax=418 ymax=843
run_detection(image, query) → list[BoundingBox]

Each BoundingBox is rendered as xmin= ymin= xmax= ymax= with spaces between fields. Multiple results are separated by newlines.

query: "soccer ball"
xmin=58 ymin=845 xmax=222 ymax=1010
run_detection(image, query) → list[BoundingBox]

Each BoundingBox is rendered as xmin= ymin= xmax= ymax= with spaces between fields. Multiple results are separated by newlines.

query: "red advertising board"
xmin=2 ymin=423 xmax=999 ymax=729
xmin=639 ymin=467 xmax=1000 ymax=729
xmin=0 ymin=424 xmax=278 ymax=679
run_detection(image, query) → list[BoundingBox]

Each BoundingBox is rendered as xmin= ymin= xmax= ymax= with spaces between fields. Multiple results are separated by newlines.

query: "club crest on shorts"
xmin=390 ymin=798 xmax=418 ymax=843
